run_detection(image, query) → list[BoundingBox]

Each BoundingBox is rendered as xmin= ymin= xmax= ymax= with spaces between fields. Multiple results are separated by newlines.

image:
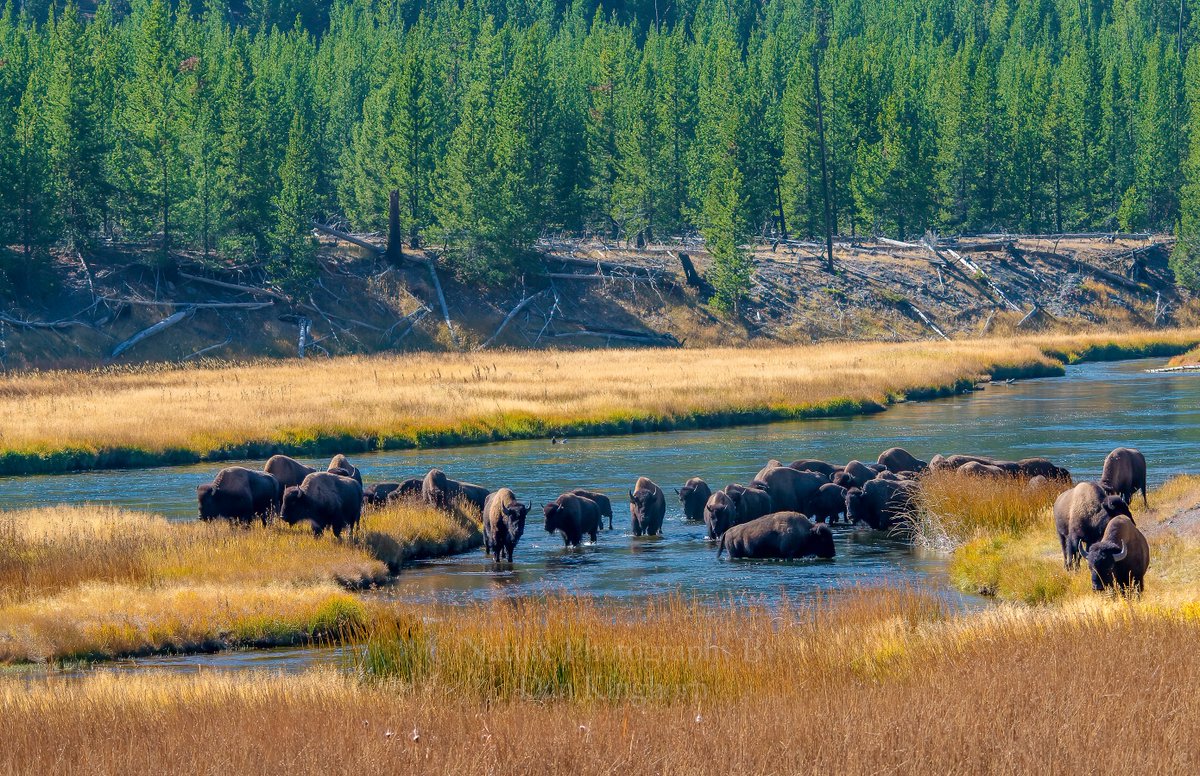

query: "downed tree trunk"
xmin=110 ymin=308 xmax=195 ymax=359
xmin=425 ymin=260 xmax=458 ymax=346
xmin=1014 ymin=247 xmax=1151 ymax=294
xmin=178 ymin=271 xmax=290 ymax=301
xmin=545 ymin=254 xmax=669 ymax=278
xmin=312 ymin=222 xmax=384 ymax=255
xmin=100 ymin=296 xmax=273 ymax=310
xmin=1015 ymin=305 xmax=1042 ymax=329
xmin=180 ymin=338 xmax=233 ymax=361
xmin=477 ymin=291 xmax=547 ymax=350
xmin=676 ymin=252 xmax=704 ymax=288
xmin=0 ymin=312 xmax=92 ymax=330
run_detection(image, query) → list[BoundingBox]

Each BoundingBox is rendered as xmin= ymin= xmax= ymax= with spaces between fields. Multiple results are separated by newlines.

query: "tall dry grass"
xmin=908 ymin=469 xmax=1063 ymax=550
xmin=0 ymin=501 xmax=478 ymax=663
xmin=4 ymin=597 xmax=1200 ymax=774
xmin=2 ymin=329 xmax=1195 ymax=473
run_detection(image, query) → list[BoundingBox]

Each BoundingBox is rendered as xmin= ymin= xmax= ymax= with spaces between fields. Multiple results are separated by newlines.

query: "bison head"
xmin=1086 ymin=540 xmax=1128 ymax=591
xmin=543 ymin=502 xmax=562 ymax=534
xmin=504 ymin=502 xmax=529 ymax=540
xmin=808 ymin=522 xmax=837 ymax=559
xmin=280 ymin=486 xmax=314 ymax=526
xmin=832 ymin=471 xmax=854 ymax=489
xmin=704 ymin=491 xmax=737 ymax=539
xmin=196 ymin=483 xmax=219 ymax=520
xmin=844 ymin=487 xmax=870 ymax=527
xmin=1100 ymin=495 xmax=1133 ymax=521
xmin=677 ymin=484 xmax=694 ymax=503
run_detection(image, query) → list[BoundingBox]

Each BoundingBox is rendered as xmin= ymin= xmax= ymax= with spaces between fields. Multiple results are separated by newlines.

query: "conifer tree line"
xmin=4 ymin=0 xmax=1200 ymax=309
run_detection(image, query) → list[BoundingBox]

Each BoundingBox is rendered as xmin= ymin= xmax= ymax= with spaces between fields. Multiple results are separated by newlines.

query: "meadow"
xmin=2 ymin=329 xmax=1198 ymax=475
xmin=3 ymin=475 xmax=1200 ymax=771
xmin=0 ymin=500 xmax=480 ymax=663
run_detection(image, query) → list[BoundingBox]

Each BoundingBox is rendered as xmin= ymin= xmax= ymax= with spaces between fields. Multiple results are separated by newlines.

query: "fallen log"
xmin=180 ymin=337 xmax=233 ymax=361
xmin=110 ymin=308 xmax=195 ymax=359
xmin=553 ymin=330 xmax=680 ymax=346
xmin=0 ymin=312 xmax=93 ymax=330
xmin=177 ymin=271 xmax=290 ymax=301
xmin=312 ymin=222 xmax=384 ymax=255
xmin=425 ymin=260 xmax=458 ymax=346
xmin=1015 ymin=305 xmax=1041 ymax=329
xmin=477 ymin=291 xmax=548 ymax=350
xmin=1016 ymin=248 xmax=1151 ymax=294
xmin=544 ymin=254 xmax=669 ymax=278
xmin=100 ymin=296 xmax=273 ymax=310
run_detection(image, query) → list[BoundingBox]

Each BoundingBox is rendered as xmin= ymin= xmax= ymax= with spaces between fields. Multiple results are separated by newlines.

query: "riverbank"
xmin=0 ymin=501 xmax=480 ymax=664
xmin=2 ymin=329 xmax=1197 ymax=477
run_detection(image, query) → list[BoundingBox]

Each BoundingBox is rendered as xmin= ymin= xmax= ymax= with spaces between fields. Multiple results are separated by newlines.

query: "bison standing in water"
xmin=845 ymin=478 xmax=916 ymax=529
xmin=677 ymin=478 xmax=712 ymax=522
xmin=1054 ymin=483 xmax=1132 ymax=569
xmin=809 ymin=482 xmax=849 ymax=524
xmin=570 ymin=490 xmax=613 ymax=530
xmin=264 ymin=455 xmax=316 ymax=490
xmin=482 ymin=488 xmax=529 ymax=563
xmin=544 ymin=493 xmax=603 ymax=547
xmin=1100 ymin=447 xmax=1148 ymax=507
xmin=752 ymin=466 xmax=823 ymax=514
xmin=876 ymin=447 xmax=927 ymax=475
xmin=197 ymin=466 xmax=282 ymax=525
xmin=280 ymin=471 xmax=363 ymax=538
xmin=628 ymin=477 xmax=666 ymax=536
xmin=717 ymin=512 xmax=836 ymax=560
xmin=1085 ymin=514 xmax=1149 ymax=594
xmin=327 ymin=453 xmax=362 ymax=485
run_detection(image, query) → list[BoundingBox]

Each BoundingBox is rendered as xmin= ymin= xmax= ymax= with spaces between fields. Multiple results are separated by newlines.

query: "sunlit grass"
xmin=1 ymin=329 xmax=1196 ymax=474
xmin=0 ymin=502 xmax=478 ymax=663
xmin=908 ymin=469 xmax=1063 ymax=550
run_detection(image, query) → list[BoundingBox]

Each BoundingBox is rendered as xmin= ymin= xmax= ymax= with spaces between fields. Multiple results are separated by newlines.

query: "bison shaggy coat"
xmin=280 ymin=471 xmax=363 ymax=538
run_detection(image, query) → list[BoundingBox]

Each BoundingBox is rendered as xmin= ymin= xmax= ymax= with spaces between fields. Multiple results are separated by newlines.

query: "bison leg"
xmin=1058 ymin=533 xmax=1069 ymax=569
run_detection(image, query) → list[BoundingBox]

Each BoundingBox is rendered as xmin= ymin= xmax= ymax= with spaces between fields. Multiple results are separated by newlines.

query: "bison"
xmin=809 ymin=482 xmax=849 ymax=524
xmin=1015 ymin=457 xmax=1071 ymax=482
xmin=264 ymin=454 xmax=316 ymax=490
xmin=543 ymin=493 xmax=603 ymax=547
xmin=197 ymin=466 xmax=282 ymax=525
xmin=327 ymin=454 xmax=362 ymax=485
xmin=1054 ymin=483 xmax=1132 ymax=569
xmin=1100 ymin=447 xmax=1148 ymax=507
xmin=422 ymin=468 xmax=490 ymax=513
xmin=570 ymin=490 xmax=613 ymax=530
xmin=845 ymin=478 xmax=917 ymax=530
xmin=751 ymin=466 xmax=823 ymax=514
xmin=717 ymin=512 xmax=836 ymax=560
xmin=280 ymin=471 xmax=363 ymax=538
xmin=787 ymin=459 xmax=837 ymax=478
xmin=724 ymin=483 xmax=773 ymax=525
xmin=629 ymin=477 xmax=667 ymax=536
xmin=877 ymin=447 xmax=928 ymax=474
xmin=482 ymin=488 xmax=529 ymax=563
xmin=703 ymin=490 xmax=739 ymax=540
xmin=1085 ymin=514 xmax=1149 ymax=594
xmin=382 ymin=477 xmax=425 ymax=505
xmin=677 ymin=478 xmax=712 ymax=522
xmin=840 ymin=460 xmax=878 ymax=489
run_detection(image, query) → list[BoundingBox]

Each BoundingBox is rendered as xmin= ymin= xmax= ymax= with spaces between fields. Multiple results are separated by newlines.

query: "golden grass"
xmin=2 ymin=329 xmax=1196 ymax=474
xmin=1167 ymin=344 xmax=1200 ymax=366
xmin=0 ymin=502 xmax=479 ymax=663
xmin=908 ymin=469 xmax=1063 ymax=550
xmin=949 ymin=475 xmax=1200 ymax=604
xmin=5 ymin=596 xmax=1200 ymax=773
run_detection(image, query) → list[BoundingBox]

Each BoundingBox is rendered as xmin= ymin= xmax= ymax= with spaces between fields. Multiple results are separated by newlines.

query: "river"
xmin=5 ymin=356 xmax=1196 ymax=673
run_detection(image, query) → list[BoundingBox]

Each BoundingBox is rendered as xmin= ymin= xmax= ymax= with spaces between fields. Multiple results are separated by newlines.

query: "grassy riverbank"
xmin=0 ymin=501 xmax=480 ymax=663
xmin=1 ymin=329 xmax=1197 ymax=476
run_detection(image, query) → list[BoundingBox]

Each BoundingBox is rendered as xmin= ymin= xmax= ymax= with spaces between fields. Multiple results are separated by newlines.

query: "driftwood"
xmin=181 ymin=338 xmax=233 ymax=361
xmin=425 ymin=260 xmax=458 ymax=346
xmin=312 ymin=222 xmax=384 ymax=255
xmin=178 ymin=271 xmax=290 ymax=301
xmin=0 ymin=312 xmax=92 ymax=330
xmin=477 ymin=291 xmax=547 ymax=350
xmin=100 ymin=296 xmax=273 ymax=310
xmin=110 ymin=308 xmax=195 ymax=358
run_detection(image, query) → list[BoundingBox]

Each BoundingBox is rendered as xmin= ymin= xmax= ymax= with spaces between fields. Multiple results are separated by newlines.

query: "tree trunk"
xmin=812 ymin=29 xmax=835 ymax=274
xmin=386 ymin=189 xmax=403 ymax=263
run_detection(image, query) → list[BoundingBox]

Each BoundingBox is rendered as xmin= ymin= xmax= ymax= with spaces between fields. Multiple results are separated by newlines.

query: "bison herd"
xmin=194 ymin=445 xmax=1152 ymax=593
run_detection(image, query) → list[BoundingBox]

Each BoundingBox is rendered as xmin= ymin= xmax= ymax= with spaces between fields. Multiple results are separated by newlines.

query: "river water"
xmin=4 ymin=357 xmax=1196 ymax=673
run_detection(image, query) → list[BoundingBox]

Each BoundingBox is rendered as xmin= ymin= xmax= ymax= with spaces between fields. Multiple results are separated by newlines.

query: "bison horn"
xmin=1113 ymin=542 xmax=1128 ymax=562
xmin=629 ymin=489 xmax=635 ymax=501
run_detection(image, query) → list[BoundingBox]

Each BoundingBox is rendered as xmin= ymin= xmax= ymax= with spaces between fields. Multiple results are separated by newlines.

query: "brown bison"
xmin=877 ymin=447 xmax=928 ymax=474
xmin=422 ymin=468 xmax=490 ymax=513
xmin=1054 ymin=483 xmax=1132 ymax=569
xmin=327 ymin=454 xmax=362 ymax=485
xmin=543 ymin=493 xmax=603 ymax=547
xmin=1100 ymin=447 xmax=1148 ymax=507
xmin=703 ymin=490 xmax=739 ymax=540
xmin=788 ymin=459 xmax=837 ymax=478
xmin=570 ymin=490 xmax=613 ymax=530
xmin=197 ymin=466 xmax=282 ymax=525
xmin=724 ymin=483 xmax=774 ymax=526
xmin=717 ymin=512 xmax=836 ymax=560
xmin=752 ymin=466 xmax=823 ymax=514
xmin=381 ymin=477 xmax=425 ymax=504
xmin=845 ymin=478 xmax=917 ymax=530
xmin=629 ymin=477 xmax=667 ymax=536
xmin=264 ymin=454 xmax=316 ymax=490
xmin=1015 ymin=457 xmax=1071 ymax=482
xmin=1085 ymin=514 xmax=1149 ymax=594
xmin=677 ymin=478 xmax=712 ymax=522
xmin=957 ymin=461 xmax=1010 ymax=478
xmin=809 ymin=482 xmax=849 ymax=524
xmin=841 ymin=460 xmax=878 ymax=489
xmin=280 ymin=471 xmax=363 ymax=538
xmin=482 ymin=488 xmax=529 ymax=563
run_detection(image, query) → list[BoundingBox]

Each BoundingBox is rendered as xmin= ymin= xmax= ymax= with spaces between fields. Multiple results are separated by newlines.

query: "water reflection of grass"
xmin=3 ymin=329 xmax=1198 ymax=476
xmin=0 ymin=501 xmax=480 ymax=663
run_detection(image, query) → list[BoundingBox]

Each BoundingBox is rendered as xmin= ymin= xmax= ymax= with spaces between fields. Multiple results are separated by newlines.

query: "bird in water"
xmin=551 ymin=436 xmax=567 ymax=445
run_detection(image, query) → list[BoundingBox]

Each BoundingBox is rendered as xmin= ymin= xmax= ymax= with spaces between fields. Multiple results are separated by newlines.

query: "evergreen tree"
xmin=269 ymin=109 xmax=318 ymax=292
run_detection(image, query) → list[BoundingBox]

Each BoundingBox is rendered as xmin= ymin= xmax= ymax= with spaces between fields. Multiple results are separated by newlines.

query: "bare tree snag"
xmin=110 ymin=308 xmax=195 ymax=359
xmin=386 ymin=190 xmax=403 ymax=264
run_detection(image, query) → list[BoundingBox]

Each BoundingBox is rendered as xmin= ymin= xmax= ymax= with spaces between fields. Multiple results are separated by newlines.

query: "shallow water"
xmin=4 ymin=357 xmax=1196 ymax=673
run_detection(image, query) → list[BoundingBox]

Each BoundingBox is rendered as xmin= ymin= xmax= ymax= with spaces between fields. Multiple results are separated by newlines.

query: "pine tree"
xmin=269 ymin=109 xmax=318 ymax=292
xmin=1171 ymin=47 xmax=1200 ymax=292
xmin=215 ymin=29 xmax=271 ymax=259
